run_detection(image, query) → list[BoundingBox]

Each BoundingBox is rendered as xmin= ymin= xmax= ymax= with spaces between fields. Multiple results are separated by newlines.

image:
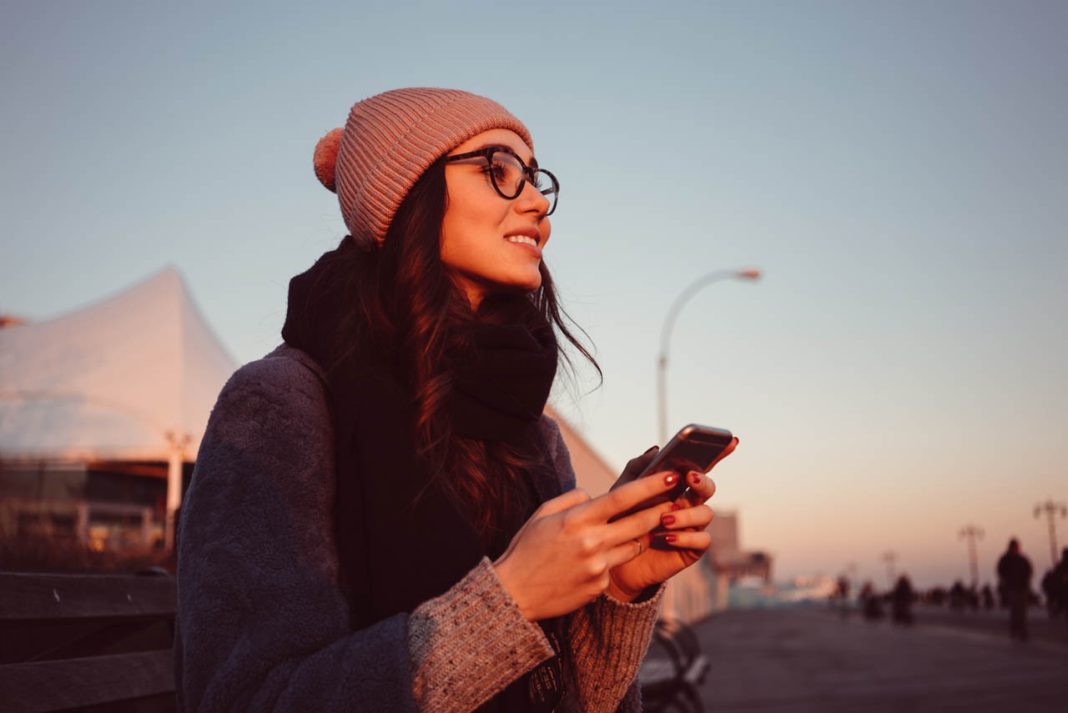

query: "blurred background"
xmin=2 ymin=4 xmax=1067 ymax=706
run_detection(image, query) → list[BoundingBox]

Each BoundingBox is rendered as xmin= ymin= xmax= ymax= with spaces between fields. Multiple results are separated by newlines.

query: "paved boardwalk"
xmin=687 ymin=608 xmax=1068 ymax=713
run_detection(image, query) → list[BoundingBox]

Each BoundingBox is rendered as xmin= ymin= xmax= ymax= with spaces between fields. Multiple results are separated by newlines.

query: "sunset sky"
xmin=3 ymin=1 xmax=1066 ymax=587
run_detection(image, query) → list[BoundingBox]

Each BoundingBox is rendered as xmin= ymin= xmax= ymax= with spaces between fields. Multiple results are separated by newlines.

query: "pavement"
xmin=674 ymin=606 xmax=1068 ymax=713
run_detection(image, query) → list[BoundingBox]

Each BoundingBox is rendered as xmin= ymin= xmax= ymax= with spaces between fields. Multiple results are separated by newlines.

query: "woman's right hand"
xmin=491 ymin=471 xmax=682 ymax=621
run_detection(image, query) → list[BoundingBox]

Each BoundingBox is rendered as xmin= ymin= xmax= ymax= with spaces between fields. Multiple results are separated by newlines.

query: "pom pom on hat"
xmin=313 ymin=128 xmax=343 ymax=193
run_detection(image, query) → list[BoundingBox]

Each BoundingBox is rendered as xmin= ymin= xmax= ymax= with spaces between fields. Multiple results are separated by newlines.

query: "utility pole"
xmin=881 ymin=551 xmax=898 ymax=588
xmin=1034 ymin=498 xmax=1067 ymax=568
xmin=958 ymin=525 xmax=984 ymax=587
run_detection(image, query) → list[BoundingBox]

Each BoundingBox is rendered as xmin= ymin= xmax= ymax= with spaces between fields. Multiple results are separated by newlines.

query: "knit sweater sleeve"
xmin=540 ymin=416 xmax=665 ymax=713
xmin=175 ymin=352 xmax=553 ymax=712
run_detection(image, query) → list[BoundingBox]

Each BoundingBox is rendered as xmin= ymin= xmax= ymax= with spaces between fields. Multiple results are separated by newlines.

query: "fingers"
xmin=605 ymin=538 xmax=644 ymax=569
xmin=537 ymin=488 xmax=592 ymax=517
xmin=654 ymin=530 xmax=712 ymax=551
xmin=602 ymin=501 xmax=677 ymax=548
xmin=580 ymin=470 xmax=682 ymax=524
xmin=660 ymin=503 xmax=714 ymax=531
xmin=680 ymin=470 xmax=716 ymax=505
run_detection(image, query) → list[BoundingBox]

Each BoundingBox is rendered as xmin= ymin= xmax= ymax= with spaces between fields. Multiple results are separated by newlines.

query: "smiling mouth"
xmin=505 ymin=235 xmax=539 ymax=248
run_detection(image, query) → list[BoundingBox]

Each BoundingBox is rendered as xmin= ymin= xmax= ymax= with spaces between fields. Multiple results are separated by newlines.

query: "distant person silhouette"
xmin=890 ymin=575 xmax=915 ymax=626
xmin=949 ymin=580 xmax=968 ymax=611
xmin=980 ymin=584 xmax=995 ymax=611
xmin=1054 ymin=548 xmax=1068 ymax=630
xmin=1041 ymin=567 xmax=1058 ymax=620
xmin=834 ymin=576 xmax=852 ymax=619
xmin=996 ymin=538 xmax=1033 ymax=642
xmin=859 ymin=581 xmax=883 ymax=621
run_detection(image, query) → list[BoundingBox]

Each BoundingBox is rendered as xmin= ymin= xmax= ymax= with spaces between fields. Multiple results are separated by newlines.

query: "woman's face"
xmin=440 ymin=128 xmax=552 ymax=310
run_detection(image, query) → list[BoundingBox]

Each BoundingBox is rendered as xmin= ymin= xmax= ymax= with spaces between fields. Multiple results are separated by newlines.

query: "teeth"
xmin=506 ymin=235 xmax=538 ymax=248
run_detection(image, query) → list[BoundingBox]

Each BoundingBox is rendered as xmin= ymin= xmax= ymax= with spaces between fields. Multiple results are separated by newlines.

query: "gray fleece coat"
xmin=175 ymin=344 xmax=663 ymax=712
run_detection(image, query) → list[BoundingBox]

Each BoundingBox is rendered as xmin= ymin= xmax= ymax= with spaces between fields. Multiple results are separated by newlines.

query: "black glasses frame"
xmin=443 ymin=146 xmax=559 ymax=216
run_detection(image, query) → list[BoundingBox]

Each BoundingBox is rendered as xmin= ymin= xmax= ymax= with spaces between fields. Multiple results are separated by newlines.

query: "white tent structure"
xmin=0 ymin=267 xmax=237 ymax=547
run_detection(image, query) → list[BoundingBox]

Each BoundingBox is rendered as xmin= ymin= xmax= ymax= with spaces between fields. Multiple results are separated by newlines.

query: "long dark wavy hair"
xmin=323 ymin=157 xmax=601 ymax=544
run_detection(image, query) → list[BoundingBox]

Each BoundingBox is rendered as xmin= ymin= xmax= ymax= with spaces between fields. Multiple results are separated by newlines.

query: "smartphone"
xmin=610 ymin=424 xmax=733 ymax=522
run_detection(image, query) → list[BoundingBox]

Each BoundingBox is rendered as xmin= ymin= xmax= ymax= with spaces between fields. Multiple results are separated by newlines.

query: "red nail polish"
xmin=664 ymin=533 xmax=678 ymax=543
xmin=690 ymin=472 xmax=701 ymax=485
xmin=671 ymin=504 xmax=683 ymax=511
xmin=662 ymin=515 xmax=676 ymax=526
xmin=664 ymin=472 xmax=678 ymax=486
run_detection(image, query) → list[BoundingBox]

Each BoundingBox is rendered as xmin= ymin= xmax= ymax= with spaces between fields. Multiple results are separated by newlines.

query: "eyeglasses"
xmin=443 ymin=146 xmax=559 ymax=216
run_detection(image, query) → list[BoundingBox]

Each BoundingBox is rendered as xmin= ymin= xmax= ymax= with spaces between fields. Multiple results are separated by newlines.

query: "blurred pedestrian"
xmin=996 ymin=538 xmax=1033 ymax=642
xmin=949 ymin=580 xmax=967 ymax=611
xmin=1055 ymin=548 xmax=1068 ymax=629
xmin=890 ymin=575 xmax=915 ymax=626
xmin=834 ymin=575 xmax=851 ymax=619
xmin=859 ymin=581 xmax=883 ymax=621
xmin=1041 ymin=568 xmax=1057 ymax=619
xmin=980 ymin=584 xmax=995 ymax=611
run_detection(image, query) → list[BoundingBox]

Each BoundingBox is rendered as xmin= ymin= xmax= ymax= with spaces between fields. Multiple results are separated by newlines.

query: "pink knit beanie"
xmin=313 ymin=87 xmax=533 ymax=249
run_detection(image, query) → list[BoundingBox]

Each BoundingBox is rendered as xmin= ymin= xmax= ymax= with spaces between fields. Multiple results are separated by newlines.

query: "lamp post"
xmin=1034 ymin=498 xmax=1067 ymax=568
xmin=656 ymin=268 xmax=761 ymax=443
xmin=881 ymin=551 xmax=898 ymax=588
xmin=959 ymin=525 xmax=984 ymax=587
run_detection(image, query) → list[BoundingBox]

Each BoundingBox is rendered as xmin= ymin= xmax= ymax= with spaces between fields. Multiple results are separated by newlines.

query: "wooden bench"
xmin=0 ymin=569 xmax=177 ymax=713
xmin=639 ymin=617 xmax=709 ymax=713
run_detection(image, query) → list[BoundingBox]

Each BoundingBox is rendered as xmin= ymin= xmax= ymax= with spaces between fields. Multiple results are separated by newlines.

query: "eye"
xmin=487 ymin=159 xmax=509 ymax=181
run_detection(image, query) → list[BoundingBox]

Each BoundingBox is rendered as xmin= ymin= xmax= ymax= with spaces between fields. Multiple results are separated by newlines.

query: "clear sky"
xmin=3 ymin=0 xmax=1066 ymax=587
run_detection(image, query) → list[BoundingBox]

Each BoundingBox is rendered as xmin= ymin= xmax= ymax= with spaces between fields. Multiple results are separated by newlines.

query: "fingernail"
xmin=671 ymin=504 xmax=683 ymax=511
xmin=663 ymin=533 xmax=678 ymax=543
xmin=689 ymin=471 xmax=701 ymax=485
xmin=662 ymin=514 xmax=676 ymax=526
xmin=664 ymin=472 xmax=679 ymax=486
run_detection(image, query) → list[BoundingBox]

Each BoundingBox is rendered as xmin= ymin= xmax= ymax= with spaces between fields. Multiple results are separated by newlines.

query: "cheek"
xmin=441 ymin=192 xmax=509 ymax=255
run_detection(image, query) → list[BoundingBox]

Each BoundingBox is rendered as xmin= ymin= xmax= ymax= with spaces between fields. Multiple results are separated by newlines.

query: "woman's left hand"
xmin=606 ymin=437 xmax=738 ymax=602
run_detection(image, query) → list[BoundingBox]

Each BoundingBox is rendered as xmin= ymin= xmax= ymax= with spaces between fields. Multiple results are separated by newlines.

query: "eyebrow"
xmin=473 ymin=143 xmax=539 ymax=170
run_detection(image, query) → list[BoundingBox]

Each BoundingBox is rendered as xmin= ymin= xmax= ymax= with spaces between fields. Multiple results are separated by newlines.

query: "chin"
xmin=516 ymin=274 xmax=543 ymax=293
xmin=487 ymin=276 xmax=542 ymax=300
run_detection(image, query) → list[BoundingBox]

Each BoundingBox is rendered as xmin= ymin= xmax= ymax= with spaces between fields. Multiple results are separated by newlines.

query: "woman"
xmin=175 ymin=88 xmax=736 ymax=712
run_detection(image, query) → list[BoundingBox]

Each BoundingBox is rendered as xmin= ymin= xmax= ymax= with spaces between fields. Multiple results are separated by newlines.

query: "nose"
xmin=516 ymin=179 xmax=551 ymax=218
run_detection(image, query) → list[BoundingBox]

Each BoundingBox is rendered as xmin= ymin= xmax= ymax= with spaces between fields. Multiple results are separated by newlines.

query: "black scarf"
xmin=281 ymin=237 xmax=569 ymax=711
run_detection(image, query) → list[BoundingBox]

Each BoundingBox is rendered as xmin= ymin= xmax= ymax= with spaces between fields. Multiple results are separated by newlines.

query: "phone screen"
xmin=609 ymin=424 xmax=733 ymax=522
xmin=639 ymin=425 xmax=733 ymax=478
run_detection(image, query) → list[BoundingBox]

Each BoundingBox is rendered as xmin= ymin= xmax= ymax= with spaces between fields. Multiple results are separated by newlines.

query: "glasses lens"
xmin=488 ymin=150 xmax=525 ymax=199
xmin=533 ymin=169 xmax=558 ymax=215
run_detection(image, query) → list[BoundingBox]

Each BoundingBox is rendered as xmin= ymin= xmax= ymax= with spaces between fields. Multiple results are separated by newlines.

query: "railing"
xmin=0 ymin=569 xmax=176 ymax=713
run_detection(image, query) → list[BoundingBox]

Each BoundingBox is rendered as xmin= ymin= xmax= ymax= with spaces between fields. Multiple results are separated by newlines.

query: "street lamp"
xmin=1034 ymin=498 xmax=1067 ymax=568
xmin=959 ymin=525 xmax=984 ymax=587
xmin=657 ymin=268 xmax=761 ymax=443
xmin=881 ymin=551 xmax=898 ymax=588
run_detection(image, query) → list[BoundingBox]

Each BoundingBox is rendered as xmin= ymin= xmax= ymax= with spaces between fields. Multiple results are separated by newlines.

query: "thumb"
xmin=612 ymin=445 xmax=660 ymax=491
